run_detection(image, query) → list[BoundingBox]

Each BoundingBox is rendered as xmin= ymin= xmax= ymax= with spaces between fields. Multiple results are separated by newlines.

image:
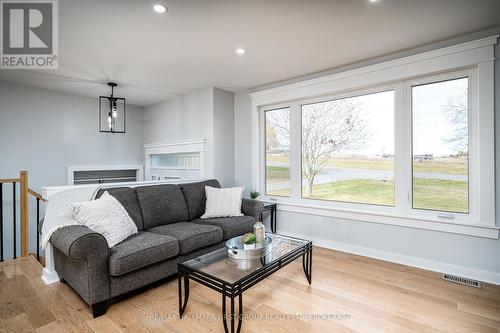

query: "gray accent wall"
xmin=0 ymin=81 xmax=144 ymax=258
xmin=233 ymin=31 xmax=500 ymax=280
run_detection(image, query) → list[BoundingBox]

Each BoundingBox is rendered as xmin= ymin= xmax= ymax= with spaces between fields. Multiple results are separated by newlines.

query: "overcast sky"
xmin=338 ymin=78 xmax=468 ymax=157
xmin=412 ymin=77 xmax=468 ymax=156
xmin=268 ymin=77 xmax=468 ymax=158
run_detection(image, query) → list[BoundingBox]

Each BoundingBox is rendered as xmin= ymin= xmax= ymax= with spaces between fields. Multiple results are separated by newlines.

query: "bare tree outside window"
xmin=443 ymin=88 xmax=468 ymax=154
xmin=301 ymin=99 xmax=369 ymax=196
xmin=300 ymin=90 xmax=395 ymax=206
xmin=265 ymin=91 xmax=395 ymax=205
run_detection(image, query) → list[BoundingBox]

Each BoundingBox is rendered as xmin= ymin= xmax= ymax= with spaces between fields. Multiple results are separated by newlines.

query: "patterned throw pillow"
xmin=201 ymin=186 xmax=244 ymax=218
xmin=70 ymin=191 xmax=138 ymax=248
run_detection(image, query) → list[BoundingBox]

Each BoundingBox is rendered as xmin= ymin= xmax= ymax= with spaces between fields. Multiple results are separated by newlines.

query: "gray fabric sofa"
xmin=47 ymin=179 xmax=263 ymax=317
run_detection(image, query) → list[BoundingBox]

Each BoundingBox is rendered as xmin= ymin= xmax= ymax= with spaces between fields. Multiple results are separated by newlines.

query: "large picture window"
xmin=260 ymin=70 xmax=482 ymax=222
xmin=412 ymin=77 xmax=469 ymax=213
xmin=255 ymin=37 xmax=497 ymax=237
xmin=301 ymin=90 xmax=395 ymax=206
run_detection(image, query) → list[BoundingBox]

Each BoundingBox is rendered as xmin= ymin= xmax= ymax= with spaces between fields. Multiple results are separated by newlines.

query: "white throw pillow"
xmin=70 ymin=191 xmax=138 ymax=248
xmin=201 ymin=186 xmax=244 ymax=218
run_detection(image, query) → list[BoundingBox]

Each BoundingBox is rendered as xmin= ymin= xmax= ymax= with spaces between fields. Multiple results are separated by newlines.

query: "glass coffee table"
xmin=178 ymin=233 xmax=312 ymax=333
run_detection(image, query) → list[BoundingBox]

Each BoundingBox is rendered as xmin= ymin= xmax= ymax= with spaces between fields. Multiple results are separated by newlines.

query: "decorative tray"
xmin=226 ymin=235 xmax=273 ymax=260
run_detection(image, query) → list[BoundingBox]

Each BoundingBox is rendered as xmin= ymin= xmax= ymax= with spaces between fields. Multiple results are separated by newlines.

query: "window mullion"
xmin=395 ymin=82 xmax=412 ymax=213
xmin=289 ymin=103 xmax=302 ymax=200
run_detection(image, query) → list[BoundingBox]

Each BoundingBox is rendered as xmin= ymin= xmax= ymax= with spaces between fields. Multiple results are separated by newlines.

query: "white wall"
xmin=213 ymin=87 xmax=235 ymax=187
xmin=0 ymin=81 xmax=144 ymax=258
xmin=233 ymin=33 xmax=500 ymax=283
xmin=142 ymin=87 xmax=235 ymax=186
xmin=234 ymin=91 xmax=253 ymax=195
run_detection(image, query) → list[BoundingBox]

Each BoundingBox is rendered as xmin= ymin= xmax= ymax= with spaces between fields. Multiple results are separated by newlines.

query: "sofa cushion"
xmin=148 ymin=222 xmax=223 ymax=255
xmin=108 ymin=232 xmax=179 ymax=276
xmin=96 ymin=187 xmax=144 ymax=231
xmin=135 ymin=184 xmax=189 ymax=229
xmin=180 ymin=179 xmax=221 ymax=220
xmin=191 ymin=215 xmax=255 ymax=240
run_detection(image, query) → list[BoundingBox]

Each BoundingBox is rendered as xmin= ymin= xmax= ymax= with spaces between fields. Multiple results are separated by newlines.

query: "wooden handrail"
xmin=20 ymin=171 xmax=28 ymax=257
xmin=0 ymin=178 xmax=20 ymax=183
xmin=28 ymin=188 xmax=46 ymax=202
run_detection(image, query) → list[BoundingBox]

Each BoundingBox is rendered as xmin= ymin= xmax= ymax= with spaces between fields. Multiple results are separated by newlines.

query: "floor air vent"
xmin=442 ymin=274 xmax=481 ymax=288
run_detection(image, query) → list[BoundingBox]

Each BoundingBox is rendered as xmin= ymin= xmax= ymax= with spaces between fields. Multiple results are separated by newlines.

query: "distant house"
xmin=413 ymin=154 xmax=434 ymax=161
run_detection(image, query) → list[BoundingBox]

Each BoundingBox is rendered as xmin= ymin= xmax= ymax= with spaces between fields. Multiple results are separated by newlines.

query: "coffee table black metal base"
xmin=178 ymin=241 xmax=312 ymax=333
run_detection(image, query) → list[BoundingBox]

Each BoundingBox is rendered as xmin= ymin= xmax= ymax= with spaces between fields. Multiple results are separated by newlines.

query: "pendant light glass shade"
xmin=99 ymin=82 xmax=126 ymax=133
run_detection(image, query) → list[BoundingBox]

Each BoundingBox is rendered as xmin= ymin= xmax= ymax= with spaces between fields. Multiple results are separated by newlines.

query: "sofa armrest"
xmin=51 ymin=225 xmax=111 ymax=310
xmin=50 ymin=225 xmax=109 ymax=259
xmin=241 ymin=198 xmax=264 ymax=219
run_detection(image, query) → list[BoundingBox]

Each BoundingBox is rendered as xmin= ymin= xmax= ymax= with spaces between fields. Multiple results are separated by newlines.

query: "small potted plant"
xmin=250 ymin=191 xmax=260 ymax=200
xmin=242 ymin=233 xmax=257 ymax=249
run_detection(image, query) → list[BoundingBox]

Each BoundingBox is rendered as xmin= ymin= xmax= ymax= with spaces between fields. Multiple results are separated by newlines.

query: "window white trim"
xmin=144 ymin=139 xmax=205 ymax=154
xmin=277 ymin=202 xmax=499 ymax=239
xmin=251 ymin=36 xmax=498 ymax=238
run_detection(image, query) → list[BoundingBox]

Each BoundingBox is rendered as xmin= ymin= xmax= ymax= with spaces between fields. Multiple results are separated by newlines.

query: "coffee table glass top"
xmin=179 ymin=233 xmax=310 ymax=285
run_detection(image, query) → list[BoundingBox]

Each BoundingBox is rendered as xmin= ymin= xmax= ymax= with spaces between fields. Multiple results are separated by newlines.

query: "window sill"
xmin=270 ymin=199 xmax=499 ymax=239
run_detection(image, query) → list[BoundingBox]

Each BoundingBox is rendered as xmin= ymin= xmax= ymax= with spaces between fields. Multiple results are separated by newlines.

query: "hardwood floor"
xmin=1 ymin=247 xmax=499 ymax=332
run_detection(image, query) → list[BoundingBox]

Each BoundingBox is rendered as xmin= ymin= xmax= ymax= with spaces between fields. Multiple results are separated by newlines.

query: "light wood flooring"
xmin=1 ymin=247 xmax=500 ymax=333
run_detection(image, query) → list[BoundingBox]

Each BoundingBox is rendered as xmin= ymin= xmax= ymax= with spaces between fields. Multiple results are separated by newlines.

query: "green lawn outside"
xmin=266 ymin=166 xmax=290 ymax=183
xmin=305 ymin=179 xmax=395 ymax=206
xmin=268 ymin=178 xmax=468 ymax=213
xmin=328 ymin=159 xmax=393 ymax=171
xmin=266 ymin=154 xmax=467 ymax=175
xmin=413 ymin=178 xmax=468 ymax=213
xmin=267 ymin=154 xmax=289 ymax=164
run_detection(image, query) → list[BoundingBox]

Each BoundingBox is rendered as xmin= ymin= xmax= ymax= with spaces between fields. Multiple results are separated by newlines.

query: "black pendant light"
xmin=99 ymin=82 xmax=126 ymax=133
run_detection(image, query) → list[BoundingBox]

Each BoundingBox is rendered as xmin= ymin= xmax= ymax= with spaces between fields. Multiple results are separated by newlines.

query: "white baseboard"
xmin=282 ymin=232 xmax=500 ymax=286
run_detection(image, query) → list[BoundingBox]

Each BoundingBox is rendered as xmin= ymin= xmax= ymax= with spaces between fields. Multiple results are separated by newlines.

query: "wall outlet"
xmin=315 ymin=216 xmax=321 ymax=226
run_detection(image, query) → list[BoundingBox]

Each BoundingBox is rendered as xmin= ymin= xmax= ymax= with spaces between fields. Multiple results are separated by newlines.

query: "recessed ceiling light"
xmin=235 ymin=48 xmax=246 ymax=55
xmin=153 ymin=4 xmax=167 ymax=13
xmin=369 ymin=0 xmax=378 ymax=2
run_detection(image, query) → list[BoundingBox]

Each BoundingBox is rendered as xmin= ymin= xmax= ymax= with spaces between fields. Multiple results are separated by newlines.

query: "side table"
xmin=260 ymin=201 xmax=277 ymax=233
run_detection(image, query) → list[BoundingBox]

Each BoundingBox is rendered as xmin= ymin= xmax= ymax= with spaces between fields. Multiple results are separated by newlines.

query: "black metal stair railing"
xmin=36 ymin=197 xmax=40 ymax=261
xmin=0 ymin=181 xmax=18 ymax=261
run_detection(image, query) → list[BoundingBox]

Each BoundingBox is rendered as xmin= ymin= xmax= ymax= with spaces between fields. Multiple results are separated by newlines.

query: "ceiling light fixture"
xmin=153 ymin=4 xmax=167 ymax=13
xmin=235 ymin=48 xmax=246 ymax=55
xmin=99 ymin=82 xmax=126 ymax=134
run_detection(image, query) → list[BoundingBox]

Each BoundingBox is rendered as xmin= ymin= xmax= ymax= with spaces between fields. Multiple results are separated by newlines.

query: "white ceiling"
xmin=1 ymin=0 xmax=499 ymax=106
